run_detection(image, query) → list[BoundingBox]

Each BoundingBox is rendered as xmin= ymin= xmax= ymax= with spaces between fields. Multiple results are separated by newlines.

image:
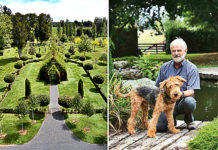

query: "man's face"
xmin=171 ymin=45 xmax=187 ymax=63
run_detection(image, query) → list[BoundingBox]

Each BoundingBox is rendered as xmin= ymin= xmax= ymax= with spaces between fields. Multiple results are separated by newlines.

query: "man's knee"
xmin=182 ymin=97 xmax=196 ymax=112
xmin=156 ymin=112 xmax=168 ymax=132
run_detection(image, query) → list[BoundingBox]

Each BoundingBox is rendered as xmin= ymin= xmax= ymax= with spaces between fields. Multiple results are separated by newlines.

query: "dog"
xmin=116 ymin=76 xmax=186 ymax=138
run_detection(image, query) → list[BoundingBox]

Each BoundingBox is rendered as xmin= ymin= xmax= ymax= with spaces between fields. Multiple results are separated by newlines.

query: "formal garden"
xmin=0 ymin=5 xmax=107 ymax=146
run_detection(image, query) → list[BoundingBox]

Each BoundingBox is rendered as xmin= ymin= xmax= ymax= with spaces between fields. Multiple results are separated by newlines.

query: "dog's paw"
xmin=172 ymin=129 xmax=180 ymax=134
xmin=128 ymin=128 xmax=135 ymax=135
xmin=147 ymin=130 xmax=156 ymax=138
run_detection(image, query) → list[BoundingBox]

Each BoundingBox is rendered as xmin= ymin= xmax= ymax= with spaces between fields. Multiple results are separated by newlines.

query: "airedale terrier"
xmin=116 ymin=76 xmax=186 ymax=138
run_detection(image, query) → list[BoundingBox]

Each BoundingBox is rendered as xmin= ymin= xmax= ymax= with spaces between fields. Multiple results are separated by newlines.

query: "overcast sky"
xmin=0 ymin=0 xmax=108 ymax=22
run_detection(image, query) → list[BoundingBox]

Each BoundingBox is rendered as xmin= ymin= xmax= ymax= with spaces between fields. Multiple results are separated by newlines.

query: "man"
xmin=155 ymin=38 xmax=200 ymax=132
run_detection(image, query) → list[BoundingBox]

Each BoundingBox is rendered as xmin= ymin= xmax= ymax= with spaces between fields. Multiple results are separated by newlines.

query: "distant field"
xmin=138 ymin=30 xmax=165 ymax=44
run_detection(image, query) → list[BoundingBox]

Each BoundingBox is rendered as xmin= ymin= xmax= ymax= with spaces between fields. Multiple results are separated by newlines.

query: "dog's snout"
xmin=174 ymin=93 xmax=178 ymax=97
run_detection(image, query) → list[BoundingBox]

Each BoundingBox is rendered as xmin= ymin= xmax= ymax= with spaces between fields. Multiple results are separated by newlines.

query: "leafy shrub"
xmin=93 ymin=75 xmax=104 ymax=84
xmin=14 ymin=61 xmax=23 ymax=69
xmin=36 ymin=53 xmax=41 ymax=58
xmin=78 ymin=79 xmax=84 ymax=98
xmin=60 ymin=34 xmax=68 ymax=43
xmin=68 ymin=46 xmax=75 ymax=55
xmin=36 ymin=94 xmax=50 ymax=106
xmin=25 ymin=78 xmax=31 ymax=98
xmin=65 ymin=53 xmax=71 ymax=58
xmin=20 ymin=56 xmax=28 ymax=61
xmin=72 ymin=94 xmax=82 ymax=113
xmin=79 ymin=56 xmax=86 ymax=61
xmin=99 ymin=53 xmax=107 ymax=63
xmin=4 ymin=74 xmax=15 ymax=83
xmin=58 ymin=95 xmax=73 ymax=108
xmin=81 ymin=101 xmax=95 ymax=117
xmin=84 ymin=63 xmax=93 ymax=71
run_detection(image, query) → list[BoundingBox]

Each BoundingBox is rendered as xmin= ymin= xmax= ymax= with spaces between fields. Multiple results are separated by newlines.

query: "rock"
xmin=113 ymin=61 xmax=128 ymax=69
xmin=121 ymin=78 xmax=155 ymax=92
xmin=115 ymin=68 xmax=144 ymax=80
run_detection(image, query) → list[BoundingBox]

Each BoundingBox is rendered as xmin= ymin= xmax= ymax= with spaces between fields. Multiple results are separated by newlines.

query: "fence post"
xmin=156 ymin=44 xmax=158 ymax=54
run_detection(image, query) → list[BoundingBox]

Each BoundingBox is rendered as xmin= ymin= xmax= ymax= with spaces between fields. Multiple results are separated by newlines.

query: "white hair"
xmin=170 ymin=38 xmax=187 ymax=51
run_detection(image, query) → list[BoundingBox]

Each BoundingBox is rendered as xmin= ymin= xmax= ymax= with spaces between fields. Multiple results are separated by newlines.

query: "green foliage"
xmin=65 ymin=53 xmax=71 ymax=58
xmin=84 ymin=63 xmax=93 ymax=71
xmin=188 ymin=118 xmax=218 ymax=150
xmin=109 ymin=50 xmax=114 ymax=80
xmin=68 ymin=46 xmax=75 ymax=55
xmin=36 ymin=53 xmax=41 ymax=58
xmin=25 ymin=78 xmax=31 ymax=98
xmin=81 ymin=101 xmax=95 ymax=117
xmin=135 ymin=55 xmax=163 ymax=81
xmin=28 ymin=46 xmax=36 ymax=56
xmin=37 ymin=13 xmax=51 ymax=43
xmin=79 ymin=56 xmax=86 ymax=61
xmin=99 ymin=53 xmax=107 ymax=63
xmin=14 ymin=61 xmax=23 ymax=69
xmin=14 ymin=101 xmax=30 ymax=119
xmin=36 ymin=94 xmax=50 ymax=107
xmin=93 ymin=75 xmax=104 ymax=85
xmin=78 ymin=79 xmax=84 ymax=98
xmin=92 ymin=23 xmax=97 ymax=40
xmin=58 ymin=95 xmax=73 ymax=108
xmin=48 ymin=64 xmax=60 ymax=84
xmin=20 ymin=55 xmax=28 ymax=61
xmin=72 ymin=94 xmax=82 ymax=113
xmin=28 ymin=94 xmax=39 ymax=108
xmin=4 ymin=74 xmax=15 ymax=83
xmin=77 ymin=34 xmax=92 ymax=57
xmin=60 ymin=34 xmax=68 ymax=43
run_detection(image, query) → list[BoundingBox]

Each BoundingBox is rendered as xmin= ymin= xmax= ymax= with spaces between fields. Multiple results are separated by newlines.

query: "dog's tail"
xmin=115 ymin=85 xmax=131 ymax=98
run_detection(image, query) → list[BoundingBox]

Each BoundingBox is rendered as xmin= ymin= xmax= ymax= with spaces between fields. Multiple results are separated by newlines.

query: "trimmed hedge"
xmin=58 ymin=95 xmax=73 ymax=108
xmin=84 ymin=63 xmax=93 ymax=71
xmin=36 ymin=53 xmax=41 ymax=58
xmin=166 ymin=27 xmax=218 ymax=54
xmin=20 ymin=56 xmax=28 ymax=61
xmin=93 ymin=75 xmax=104 ymax=84
xmin=25 ymin=78 xmax=31 ymax=98
xmin=79 ymin=56 xmax=86 ymax=61
xmin=36 ymin=94 xmax=50 ymax=106
xmin=48 ymin=65 xmax=60 ymax=84
xmin=4 ymin=74 xmax=15 ymax=83
xmin=78 ymin=79 xmax=84 ymax=98
xmin=14 ymin=61 xmax=23 ymax=69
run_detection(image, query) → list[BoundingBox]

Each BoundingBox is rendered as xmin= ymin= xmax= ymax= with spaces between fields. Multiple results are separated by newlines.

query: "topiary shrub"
xmin=84 ymin=63 xmax=93 ymax=71
xmin=20 ymin=56 xmax=28 ymax=61
xmin=36 ymin=94 xmax=50 ymax=107
xmin=79 ymin=56 xmax=86 ymax=61
xmin=58 ymin=95 xmax=73 ymax=108
xmin=72 ymin=94 xmax=82 ymax=113
xmin=78 ymin=79 xmax=84 ymax=98
xmin=93 ymin=75 xmax=104 ymax=84
xmin=48 ymin=65 xmax=60 ymax=84
xmin=14 ymin=61 xmax=23 ymax=69
xmin=68 ymin=46 xmax=75 ymax=55
xmin=4 ymin=74 xmax=15 ymax=83
xmin=36 ymin=53 xmax=41 ymax=58
xmin=25 ymin=78 xmax=31 ymax=98
xmin=65 ymin=53 xmax=71 ymax=58
xmin=99 ymin=53 xmax=107 ymax=64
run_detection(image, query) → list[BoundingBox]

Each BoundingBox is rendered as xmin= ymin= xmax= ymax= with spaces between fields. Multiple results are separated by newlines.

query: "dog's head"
xmin=159 ymin=76 xmax=186 ymax=102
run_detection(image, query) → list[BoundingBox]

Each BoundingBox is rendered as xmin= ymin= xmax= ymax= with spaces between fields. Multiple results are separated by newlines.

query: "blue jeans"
xmin=156 ymin=97 xmax=196 ymax=132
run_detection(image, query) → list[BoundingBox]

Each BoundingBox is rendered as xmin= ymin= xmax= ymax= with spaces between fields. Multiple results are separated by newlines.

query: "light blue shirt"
xmin=155 ymin=59 xmax=200 ymax=91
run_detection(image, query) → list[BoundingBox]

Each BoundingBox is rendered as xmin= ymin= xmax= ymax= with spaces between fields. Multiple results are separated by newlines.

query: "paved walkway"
xmin=2 ymin=85 xmax=106 ymax=150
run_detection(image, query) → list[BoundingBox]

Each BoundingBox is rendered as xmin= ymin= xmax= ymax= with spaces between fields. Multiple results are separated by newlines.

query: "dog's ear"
xmin=159 ymin=80 xmax=167 ymax=89
xmin=175 ymin=76 xmax=186 ymax=83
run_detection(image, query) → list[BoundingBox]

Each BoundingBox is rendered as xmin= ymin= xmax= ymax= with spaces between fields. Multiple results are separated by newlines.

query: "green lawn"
xmin=0 ymin=62 xmax=50 ymax=110
xmin=0 ymin=113 xmax=45 ymax=145
xmin=58 ymin=63 xmax=106 ymax=110
xmin=65 ymin=113 xmax=107 ymax=144
xmin=138 ymin=30 xmax=165 ymax=44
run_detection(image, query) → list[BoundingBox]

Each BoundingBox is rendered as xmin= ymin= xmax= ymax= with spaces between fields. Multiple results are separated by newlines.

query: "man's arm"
xmin=184 ymin=89 xmax=194 ymax=97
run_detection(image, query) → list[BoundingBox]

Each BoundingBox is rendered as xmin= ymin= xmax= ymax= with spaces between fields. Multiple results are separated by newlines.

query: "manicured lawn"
xmin=0 ymin=62 xmax=50 ymax=110
xmin=138 ymin=30 xmax=165 ymax=44
xmin=0 ymin=113 xmax=45 ymax=145
xmin=65 ymin=113 xmax=107 ymax=144
xmin=58 ymin=63 xmax=106 ymax=110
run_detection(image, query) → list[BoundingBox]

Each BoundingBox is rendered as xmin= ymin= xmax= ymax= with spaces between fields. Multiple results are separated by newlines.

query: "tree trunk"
xmin=0 ymin=123 xmax=2 ymax=136
xmin=32 ymin=108 xmax=34 ymax=121
xmin=87 ymin=116 xmax=89 ymax=129
xmin=18 ymin=48 xmax=22 ymax=59
xmin=21 ymin=117 xmax=23 ymax=131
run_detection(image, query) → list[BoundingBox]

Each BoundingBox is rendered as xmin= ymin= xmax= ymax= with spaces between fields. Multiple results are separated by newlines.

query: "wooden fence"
xmin=138 ymin=43 xmax=166 ymax=54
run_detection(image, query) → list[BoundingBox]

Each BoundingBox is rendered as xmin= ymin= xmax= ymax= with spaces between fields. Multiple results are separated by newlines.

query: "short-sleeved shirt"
xmin=155 ymin=59 xmax=200 ymax=91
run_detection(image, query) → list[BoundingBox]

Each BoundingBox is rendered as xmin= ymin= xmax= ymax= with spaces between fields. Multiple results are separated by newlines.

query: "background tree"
xmin=37 ymin=13 xmax=51 ymax=44
xmin=14 ymin=101 xmax=30 ymax=133
xmin=28 ymin=95 xmax=39 ymax=122
xmin=11 ymin=12 xmax=28 ymax=58
xmin=57 ymin=22 xmax=61 ymax=37
xmin=28 ymin=46 xmax=36 ymax=58
xmin=92 ymin=23 xmax=97 ymax=40
xmin=72 ymin=94 xmax=82 ymax=113
xmin=78 ymin=79 xmax=84 ymax=98
xmin=102 ymin=22 xmax=107 ymax=37
xmin=81 ymin=101 xmax=95 ymax=130
xmin=77 ymin=34 xmax=92 ymax=57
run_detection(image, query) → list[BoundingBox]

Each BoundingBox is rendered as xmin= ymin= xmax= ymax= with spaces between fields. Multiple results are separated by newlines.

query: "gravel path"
xmin=1 ymin=85 xmax=106 ymax=150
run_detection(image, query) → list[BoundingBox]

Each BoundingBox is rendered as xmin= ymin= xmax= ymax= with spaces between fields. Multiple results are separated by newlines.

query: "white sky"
xmin=0 ymin=0 xmax=108 ymax=22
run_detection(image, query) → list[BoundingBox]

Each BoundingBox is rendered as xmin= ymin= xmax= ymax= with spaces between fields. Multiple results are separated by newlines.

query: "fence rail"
xmin=138 ymin=43 xmax=166 ymax=54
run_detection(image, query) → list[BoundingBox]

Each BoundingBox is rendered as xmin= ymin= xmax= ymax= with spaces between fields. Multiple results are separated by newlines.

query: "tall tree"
xmin=37 ymin=13 xmax=51 ymax=44
xmin=57 ymin=22 xmax=61 ymax=37
xmin=11 ymin=12 xmax=28 ymax=58
xmin=91 ymin=23 xmax=97 ymax=40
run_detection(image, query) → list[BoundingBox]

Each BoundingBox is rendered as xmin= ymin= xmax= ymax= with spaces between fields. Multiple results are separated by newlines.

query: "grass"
xmin=188 ymin=117 xmax=218 ymax=150
xmin=58 ymin=63 xmax=106 ymax=110
xmin=0 ymin=62 xmax=50 ymax=110
xmin=0 ymin=113 xmax=45 ymax=145
xmin=65 ymin=113 xmax=107 ymax=144
xmin=138 ymin=30 xmax=165 ymax=44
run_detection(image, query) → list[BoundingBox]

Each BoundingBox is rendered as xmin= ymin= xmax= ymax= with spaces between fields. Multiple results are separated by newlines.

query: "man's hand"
xmin=184 ymin=90 xmax=194 ymax=97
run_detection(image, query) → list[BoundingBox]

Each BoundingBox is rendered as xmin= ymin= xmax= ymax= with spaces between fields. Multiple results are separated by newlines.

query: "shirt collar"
xmin=172 ymin=59 xmax=186 ymax=68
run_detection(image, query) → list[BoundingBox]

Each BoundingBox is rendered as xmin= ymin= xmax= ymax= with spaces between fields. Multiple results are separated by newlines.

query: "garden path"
xmin=2 ymin=85 xmax=106 ymax=150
